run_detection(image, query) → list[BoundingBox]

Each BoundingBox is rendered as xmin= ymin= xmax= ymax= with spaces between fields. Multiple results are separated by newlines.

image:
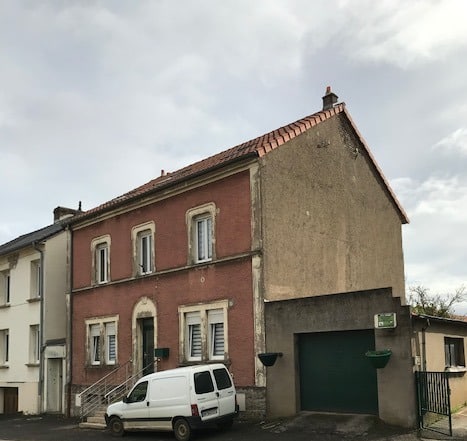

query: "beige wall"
xmin=264 ymin=289 xmax=417 ymax=428
xmin=413 ymin=319 xmax=467 ymax=409
xmin=259 ymin=114 xmax=406 ymax=302
xmin=43 ymin=232 xmax=69 ymax=342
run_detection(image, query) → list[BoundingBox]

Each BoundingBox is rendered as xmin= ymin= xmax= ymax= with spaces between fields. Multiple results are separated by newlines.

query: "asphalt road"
xmin=1 ymin=412 xmax=462 ymax=441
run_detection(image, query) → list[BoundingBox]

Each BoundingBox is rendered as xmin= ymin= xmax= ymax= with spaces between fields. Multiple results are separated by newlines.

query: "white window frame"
xmin=105 ymin=322 xmax=117 ymax=365
xmin=0 ymin=270 xmax=10 ymax=305
xmin=186 ymin=312 xmax=202 ymax=361
xmin=30 ymin=260 xmax=41 ymax=299
xmin=91 ymin=235 xmax=111 ymax=285
xmin=90 ymin=324 xmax=101 ymax=365
xmin=0 ymin=329 xmax=9 ymax=365
xmin=86 ymin=316 xmax=119 ymax=366
xmin=29 ymin=325 xmax=40 ymax=364
xmin=179 ymin=300 xmax=228 ymax=362
xmin=208 ymin=309 xmax=225 ymax=360
xmin=138 ymin=231 xmax=153 ymax=275
xmin=131 ymin=222 xmax=155 ymax=276
xmin=186 ymin=203 xmax=216 ymax=265
xmin=96 ymin=243 xmax=109 ymax=284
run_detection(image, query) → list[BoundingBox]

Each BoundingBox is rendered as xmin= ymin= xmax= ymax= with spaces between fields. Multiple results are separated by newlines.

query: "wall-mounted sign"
xmin=374 ymin=312 xmax=397 ymax=329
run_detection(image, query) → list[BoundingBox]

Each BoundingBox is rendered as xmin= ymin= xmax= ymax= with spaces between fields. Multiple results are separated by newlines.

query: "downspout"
xmin=66 ymin=225 xmax=74 ymax=417
xmin=33 ymin=241 xmax=45 ymax=413
xmin=421 ymin=317 xmax=430 ymax=371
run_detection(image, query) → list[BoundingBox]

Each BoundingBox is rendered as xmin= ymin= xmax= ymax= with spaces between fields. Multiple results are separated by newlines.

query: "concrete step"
xmin=86 ymin=415 xmax=106 ymax=424
xmin=79 ymin=421 xmax=106 ymax=430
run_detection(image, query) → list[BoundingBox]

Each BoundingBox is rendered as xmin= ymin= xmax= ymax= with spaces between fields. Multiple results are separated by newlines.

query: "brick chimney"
xmin=53 ymin=203 xmax=82 ymax=223
xmin=322 ymin=86 xmax=338 ymax=110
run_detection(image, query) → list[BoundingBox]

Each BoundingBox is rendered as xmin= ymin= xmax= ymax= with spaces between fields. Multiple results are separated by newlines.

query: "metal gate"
xmin=415 ymin=371 xmax=452 ymax=437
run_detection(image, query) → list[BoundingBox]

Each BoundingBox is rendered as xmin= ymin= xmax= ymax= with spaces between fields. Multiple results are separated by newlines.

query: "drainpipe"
xmin=33 ymin=241 xmax=45 ymax=413
xmin=421 ymin=317 xmax=430 ymax=371
xmin=66 ymin=225 xmax=73 ymax=417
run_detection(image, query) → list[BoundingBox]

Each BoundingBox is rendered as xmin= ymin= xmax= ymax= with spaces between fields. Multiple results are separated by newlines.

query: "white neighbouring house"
xmin=0 ymin=207 xmax=78 ymax=415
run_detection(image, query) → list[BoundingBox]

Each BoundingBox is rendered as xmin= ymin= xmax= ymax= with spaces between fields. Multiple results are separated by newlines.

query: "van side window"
xmin=194 ymin=371 xmax=214 ymax=394
xmin=213 ymin=368 xmax=232 ymax=390
xmin=128 ymin=381 xmax=148 ymax=403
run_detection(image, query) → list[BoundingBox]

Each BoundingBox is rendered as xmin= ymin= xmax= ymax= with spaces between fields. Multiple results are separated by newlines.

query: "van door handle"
xmin=216 ymin=392 xmax=219 ymax=397
xmin=146 ymin=401 xmax=150 ymax=407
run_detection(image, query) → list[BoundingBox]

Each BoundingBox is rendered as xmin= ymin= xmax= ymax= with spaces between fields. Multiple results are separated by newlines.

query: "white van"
xmin=105 ymin=363 xmax=238 ymax=441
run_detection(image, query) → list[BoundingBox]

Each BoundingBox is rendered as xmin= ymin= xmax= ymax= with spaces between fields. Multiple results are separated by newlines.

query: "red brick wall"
xmin=73 ymin=171 xmax=252 ymax=288
xmin=71 ymin=171 xmax=256 ymax=387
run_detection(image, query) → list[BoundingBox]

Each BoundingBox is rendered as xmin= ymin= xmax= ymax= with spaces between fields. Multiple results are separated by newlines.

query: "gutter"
xmin=32 ymin=241 xmax=45 ymax=413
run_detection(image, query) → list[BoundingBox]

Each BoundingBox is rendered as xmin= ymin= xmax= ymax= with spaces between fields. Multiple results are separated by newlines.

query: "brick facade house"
xmin=69 ymin=89 xmax=416 ymax=426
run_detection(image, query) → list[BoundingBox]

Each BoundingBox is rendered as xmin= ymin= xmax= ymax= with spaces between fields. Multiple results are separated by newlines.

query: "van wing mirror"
xmin=122 ymin=396 xmax=128 ymax=403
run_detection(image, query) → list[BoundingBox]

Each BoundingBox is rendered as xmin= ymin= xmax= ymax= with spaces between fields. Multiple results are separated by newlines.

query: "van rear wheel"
xmin=173 ymin=418 xmax=191 ymax=441
xmin=109 ymin=416 xmax=125 ymax=437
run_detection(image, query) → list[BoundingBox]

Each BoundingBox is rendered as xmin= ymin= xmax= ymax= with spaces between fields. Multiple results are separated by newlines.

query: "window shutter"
xmin=106 ymin=322 xmax=116 ymax=363
xmin=208 ymin=309 xmax=225 ymax=358
xmin=186 ymin=312 xmax=202 ymax=358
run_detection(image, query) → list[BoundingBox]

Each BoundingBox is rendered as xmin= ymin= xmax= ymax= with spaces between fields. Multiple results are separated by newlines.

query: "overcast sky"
xmin=1 ymin=0 xmax=467 ymax=314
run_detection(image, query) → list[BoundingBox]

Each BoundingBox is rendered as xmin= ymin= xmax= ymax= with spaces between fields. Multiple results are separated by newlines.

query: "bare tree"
xmin=409 ymin=285 xmax=466 ymax=318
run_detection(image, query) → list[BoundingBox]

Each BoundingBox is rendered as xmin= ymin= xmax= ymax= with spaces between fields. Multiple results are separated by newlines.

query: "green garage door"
xmin=299 ymin=330 xmax=378 ymax=414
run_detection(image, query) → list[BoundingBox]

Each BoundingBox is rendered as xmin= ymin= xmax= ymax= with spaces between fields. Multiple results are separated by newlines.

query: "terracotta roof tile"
xmin=73 ymin=103 xmax=408 ymax=224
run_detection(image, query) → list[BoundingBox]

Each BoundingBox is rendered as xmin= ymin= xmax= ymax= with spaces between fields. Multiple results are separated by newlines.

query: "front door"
xmin=141 ymin=318 xmax=154 ymax=375
xmin=46 ymin=358 xmax=63 ymax=413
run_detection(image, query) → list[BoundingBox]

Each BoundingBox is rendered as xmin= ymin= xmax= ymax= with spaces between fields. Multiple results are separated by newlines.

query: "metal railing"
xmin=78 ymin=360 xmax=156 ymax=420
xmin=78 ymin=359 xmax=133 ymax=419
xmin=416 ymin=371 xmax=452 ymax=437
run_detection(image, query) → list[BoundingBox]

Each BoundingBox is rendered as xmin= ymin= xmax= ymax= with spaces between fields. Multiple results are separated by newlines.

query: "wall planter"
xmin=258 ymin=352 xmax=283 ymax=367
xmin=365 ymin=349 xmax=392 ymax=368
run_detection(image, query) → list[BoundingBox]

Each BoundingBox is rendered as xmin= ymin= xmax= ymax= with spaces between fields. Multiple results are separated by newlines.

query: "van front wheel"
xmin=109 ymin=416 xmax=125 ymax=437
xmin=173 ymin=418 xmax=191 ymax=441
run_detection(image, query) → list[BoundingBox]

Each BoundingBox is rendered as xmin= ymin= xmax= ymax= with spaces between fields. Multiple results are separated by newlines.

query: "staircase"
xmin=78 ymin=360 xmax=153 ymax=430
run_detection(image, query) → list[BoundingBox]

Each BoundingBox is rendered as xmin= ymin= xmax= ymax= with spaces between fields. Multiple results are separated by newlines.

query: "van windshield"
xmin=194 ymin=371 xmax=214 ymax=394
xmin=213 ymin=368 xmax=232 ymax=390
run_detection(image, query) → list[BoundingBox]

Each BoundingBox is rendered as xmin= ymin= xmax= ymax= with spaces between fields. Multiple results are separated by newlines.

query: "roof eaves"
xmin=0 ymin=221 xmax=67 ymax=256
xmin=70 ymin=150 xmax=259 ymax=224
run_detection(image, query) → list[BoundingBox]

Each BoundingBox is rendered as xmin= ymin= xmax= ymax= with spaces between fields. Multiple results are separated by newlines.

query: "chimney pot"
xmin=322 ymin=86 xmax=338 ymax=110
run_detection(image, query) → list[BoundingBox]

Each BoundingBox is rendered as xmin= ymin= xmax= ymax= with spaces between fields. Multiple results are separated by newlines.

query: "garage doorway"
xmin=299 ymin=329 xmax=378 ymax=414
xmin=3 ymin=387 xmax=18 ymax=414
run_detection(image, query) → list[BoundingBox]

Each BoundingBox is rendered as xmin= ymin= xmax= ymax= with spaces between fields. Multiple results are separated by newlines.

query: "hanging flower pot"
xmin=365 ymin=349 xmax=392 ymax=369
xmin=258 ymin=352 xmax=283 ymax=367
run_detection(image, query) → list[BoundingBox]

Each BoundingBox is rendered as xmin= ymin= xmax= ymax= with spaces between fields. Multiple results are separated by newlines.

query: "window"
xmin=96 ymin=243 xmax=109 ymax=284
xmin=186 ymin=312 xmax=202 ymax=361
xmin=86 ymin=318 xmax=118 ymax=366
xmin=195 ymin=216 xmax=213 ymax=262
xmin=179 ymin=301 xmax=228 ymax=362
xmin=29 ymin=325 xmax=40 ymax=364
xmin=208 ymin=309 xmax=225 ymax=359
xmin=132 ymin=223 xmax=155 ymax=276
xmin=105 ymin=322 xmax=117 ymax=365
xmin=194 ymin=371 xmax=214 ymax=394
xmin=186 ymin=203 xmax=216 ymax=265
xmin=213 ymin=367 xmax=232 ymax=390
xmin=127 ymin=381 xmax=148 ymax=403
xmin=0 ymin=271 xmax=10 ymax=305
xmin=90 ymin=324 xmax=101 ymax=365
xmin=0 ymin=329 xmax=9 ymax=365
xmin=30 ymin=260 xmax=41 ymax=298
xmin=138 ymin=230 xmax=153 ymax=275
xmin=444 ymin=337 xmax=465 ymax=368
xmin=91 ymin=235 xmax=111 ymax=285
